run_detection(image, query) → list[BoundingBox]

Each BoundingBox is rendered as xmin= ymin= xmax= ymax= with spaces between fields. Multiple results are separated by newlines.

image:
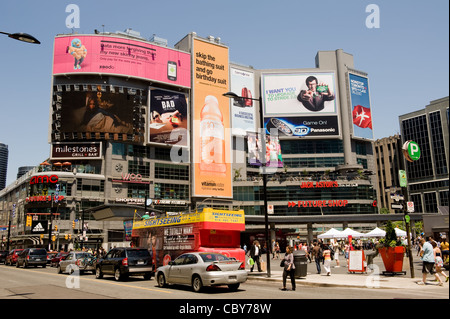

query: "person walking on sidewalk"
xmin=280 ymin=245 xmax=296 ymax=291
xmin=323 ymin=244 xmax=332 ymax=276
xmin=417 ymin=238 xmax=444 ymax=286
xmin=312 ymin=242 xmax=323 ymax=274
xmin=432 ymin=240 xmax=449 ymax=283
xmin=249 ymin=240 xmax=262 ymax=272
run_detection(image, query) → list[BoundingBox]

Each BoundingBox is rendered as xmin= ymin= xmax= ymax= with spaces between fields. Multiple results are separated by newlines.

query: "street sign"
xmin=391 ymin=203 xmax=403 ymax=210
xmin=407 ymin=201 xmax=414 ymax=213
xmin=390 ymin=193 xmax=405 ymax=201
xmin=402 ymin=140 xmax=421 ymax=162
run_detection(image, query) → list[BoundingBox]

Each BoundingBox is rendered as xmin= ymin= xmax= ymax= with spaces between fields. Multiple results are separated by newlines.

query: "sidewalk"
xmin=245 ymin=254 xmax=449 ymax=290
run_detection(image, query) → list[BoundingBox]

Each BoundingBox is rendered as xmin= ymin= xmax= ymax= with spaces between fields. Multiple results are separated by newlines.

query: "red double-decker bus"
xmin=131 ymin=208 xmax=245 ymax=268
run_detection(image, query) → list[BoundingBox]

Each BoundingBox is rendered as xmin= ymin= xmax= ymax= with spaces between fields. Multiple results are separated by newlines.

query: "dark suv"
xmin=16 ymin=248 xmax=48 ymax=268
xmin=95 ymin=247 xmax=153 ymax=281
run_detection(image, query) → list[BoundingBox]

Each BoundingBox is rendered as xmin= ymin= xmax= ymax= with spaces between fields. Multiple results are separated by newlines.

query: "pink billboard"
xmin=53 ymin=35 xmax=191 ymax=88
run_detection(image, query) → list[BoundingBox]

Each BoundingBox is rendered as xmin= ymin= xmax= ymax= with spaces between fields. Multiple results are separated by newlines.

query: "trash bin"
xmin=293 ymin=250 xmax=308 ymax=278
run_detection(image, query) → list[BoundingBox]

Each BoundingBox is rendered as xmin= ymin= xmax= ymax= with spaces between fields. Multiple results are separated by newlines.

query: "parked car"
xmin=16 ymin=248 xmax=48 ymax=268
xmin=0 ymin=250 xmax=8 ymax=264
xmin=95 ymin=247 xmax=153 ymax=281
xmin=47 ymin=252 xmax=58 ymax=264
xmin=5 ymin=249 xmax=24 ymax=266
xmin=156 ymin=252 xmax=247 ymax=292
xmin=51 ymin=252 xmax=69 ymax=267
xmin=58 ymin=252 xmax=96 ymax=274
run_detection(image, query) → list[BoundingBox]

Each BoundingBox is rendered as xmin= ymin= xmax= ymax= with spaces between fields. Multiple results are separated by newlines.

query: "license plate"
xmin=229 ymin=276 xmax=237 ymax=280
xmin=36 ymin=259 xmax=41 ymax=261
xmin=137 ymin=261 xmax=144 ymax=265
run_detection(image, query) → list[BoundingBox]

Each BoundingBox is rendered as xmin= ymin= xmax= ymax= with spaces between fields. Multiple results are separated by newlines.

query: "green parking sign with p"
xmin=402 ymin=140 xmax=421 ymax=162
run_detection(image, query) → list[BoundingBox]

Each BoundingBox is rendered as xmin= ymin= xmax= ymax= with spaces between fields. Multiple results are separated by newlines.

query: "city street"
xmin=0 ymin=251 xmax=448 ymax=301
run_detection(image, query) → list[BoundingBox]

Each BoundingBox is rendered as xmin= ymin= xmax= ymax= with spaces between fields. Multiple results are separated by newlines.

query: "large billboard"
xmin=53 ymin=35 xmax=191 ymax=88
xmin=230 ymin=67 xmax=256 ymax=136
xmin=192 ymin=38 xmax=232 ymax=198
xmin=261 ymin=72 xmax=340 ymax=138
xmin=148 ymin=88 xmax=189 ymax=147
xmin=349 ymin=73 xmax=373 ymax=139
xmin=57 ymin=87 xmax=139 ymax=135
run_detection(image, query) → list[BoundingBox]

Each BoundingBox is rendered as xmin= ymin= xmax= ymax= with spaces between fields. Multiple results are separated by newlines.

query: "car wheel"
xmin=95 ymin=267 xmax=103 ymax=279
xmin=228 ymin=283 xmax=240 ymax=291
xmin=192 ymin=275 xmax=203 ymax=293
xmin=42 ymin=264 xmax=46 ymax=268
xmin=157 ymin=272 xmax=166 ymax=287
xmin=57 ymin=265 xmax=63 ymax=274
xmin=114 ymin=268 xmax=122 ymax=281
xmin=16 ymin=261 xmax=19 ymax=268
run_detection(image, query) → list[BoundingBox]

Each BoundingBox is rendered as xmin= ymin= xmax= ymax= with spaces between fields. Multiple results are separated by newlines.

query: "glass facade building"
xmin=399 ymin=97 xmax=449 ymax=213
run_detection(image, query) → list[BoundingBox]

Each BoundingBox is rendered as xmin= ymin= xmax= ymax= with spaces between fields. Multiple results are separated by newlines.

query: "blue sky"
xmin=1 ymin=0 xmax=448 ymax=186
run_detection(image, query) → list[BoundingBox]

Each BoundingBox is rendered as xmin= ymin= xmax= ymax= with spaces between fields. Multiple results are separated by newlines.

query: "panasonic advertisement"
xmin=261 ymin=72 xmax=340 ymax=138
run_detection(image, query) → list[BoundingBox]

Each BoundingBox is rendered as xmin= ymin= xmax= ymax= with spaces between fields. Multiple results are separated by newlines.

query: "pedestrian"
xmin=312 ymin=242 xmax=322 ymax=274
xmin=332 ymin=240 xmax=340 ymax=267
xmin=440 ymin=237 xmax=449 ymax=263
xmin=280 ymin=245 xmax=295 ymax=291
xmin=432 ymin=240 xmax=449 ymax=283
xmin=249 ymin=240 xmax=262 ymax=272
xmin=322 ymin=244 xmax=332 ymax=276
xmin=274 ymin=242 xmax=281 ymax=259
xmin=417 ymin=238 xmax=444 ymax=286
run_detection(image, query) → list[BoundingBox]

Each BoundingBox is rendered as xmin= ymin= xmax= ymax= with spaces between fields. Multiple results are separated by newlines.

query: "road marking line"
xmin=1 ymin=266 xmax=172 ymax=294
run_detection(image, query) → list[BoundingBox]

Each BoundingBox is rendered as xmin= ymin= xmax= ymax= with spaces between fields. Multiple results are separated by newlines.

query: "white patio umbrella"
xmin=364 ymin=227 xmax=386 ymax=238
xmin=333 ymin=227 xmax=364 ymax=239
xmin=395 ymin=228 xmax=407 ymax=237
xmin=318 ymin=228 xmax=343 ymax=239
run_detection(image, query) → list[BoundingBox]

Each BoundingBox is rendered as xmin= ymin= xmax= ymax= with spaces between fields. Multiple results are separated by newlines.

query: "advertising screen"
xmin=261 ymin=72 xmax=340 ymax=138
xmin=349 ymin=73 xmax=373 ymax=139
xmin=192 ymin=38 xmax=232 ymax=198
xmin=53 ymin=35 xmax=191 ymax=88
xmin=58 ymin=87 xmax=137 ymax=134
xmin=230 ymin=67 xmax=256 ymax=136
xmin=148 ymin=88 xmax=189 ymax=147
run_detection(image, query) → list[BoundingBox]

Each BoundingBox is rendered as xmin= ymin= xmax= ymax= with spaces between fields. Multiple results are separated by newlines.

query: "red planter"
xmin=378 ymin=246 xmax=405 ymax=273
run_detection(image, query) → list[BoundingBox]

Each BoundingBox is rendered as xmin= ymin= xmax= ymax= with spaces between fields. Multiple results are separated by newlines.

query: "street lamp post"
xmin=0 ymin=31 xmax=40 ymax=44
xmin=223 ymin=91 xmax=272 ymax=278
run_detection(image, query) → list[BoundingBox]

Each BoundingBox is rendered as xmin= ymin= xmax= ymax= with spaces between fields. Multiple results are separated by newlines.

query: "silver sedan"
xmin=57 ymin=252 xmax=96 ymax=275
xmin=156 ymin=252 xmax=247 ymax=292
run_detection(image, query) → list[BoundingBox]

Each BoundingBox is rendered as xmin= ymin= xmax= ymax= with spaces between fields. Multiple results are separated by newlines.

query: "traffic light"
xmin=52 ymin=235 xmax=56 ymax=242
xmin=72 ymin=220 xmax=76 ymax=228
xmin=54 ymin=225 xmax=58 ymax=232
xmin=65 ymin=234 xmax=68 ymax=240
xmin=68 ymin=234 xmax=72 ymax=240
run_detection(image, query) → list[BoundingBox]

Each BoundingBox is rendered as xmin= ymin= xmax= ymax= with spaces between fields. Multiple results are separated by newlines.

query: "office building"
xmin=0 ymin=143 xmax=8 ymax=190
xmin=399 ymin=97 xmax=449 ymax=213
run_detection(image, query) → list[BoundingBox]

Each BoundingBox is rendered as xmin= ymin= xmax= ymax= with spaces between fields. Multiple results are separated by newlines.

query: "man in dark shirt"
xmin=297 ymin=76 xmax=335 ymax=112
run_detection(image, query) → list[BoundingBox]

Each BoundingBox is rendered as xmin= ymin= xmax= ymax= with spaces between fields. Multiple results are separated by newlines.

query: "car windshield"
xmin=75 ymin=253 xmax=92 ymax=259
xmin=199 ymin=253 xmax=230 ymax=262
xmin=127 ymin=249 xmax=150 ymax=258
xmin=30 ymin=249 xmax=47 ymax=255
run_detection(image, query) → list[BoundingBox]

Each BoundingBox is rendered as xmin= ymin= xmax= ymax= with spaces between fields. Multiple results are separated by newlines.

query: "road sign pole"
xmin=404 ymin=208 xmax=414 ymax=278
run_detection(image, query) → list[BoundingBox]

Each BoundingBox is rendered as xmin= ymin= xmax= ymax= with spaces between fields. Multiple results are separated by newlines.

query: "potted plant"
xmin=376 ymin=221 xmax=405 ymax=273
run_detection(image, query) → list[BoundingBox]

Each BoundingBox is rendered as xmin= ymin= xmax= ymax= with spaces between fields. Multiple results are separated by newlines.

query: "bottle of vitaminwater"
xmin=199 ymin=95 xmax=226 ymax=174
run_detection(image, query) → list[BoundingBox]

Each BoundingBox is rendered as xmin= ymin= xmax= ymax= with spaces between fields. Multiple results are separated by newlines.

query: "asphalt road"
xmin=0 ymin=253 xmax=447 ymax=301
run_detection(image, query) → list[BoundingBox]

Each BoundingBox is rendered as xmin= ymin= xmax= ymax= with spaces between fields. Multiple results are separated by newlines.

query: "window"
xmin=128 ymin=161 xmax=150 ymax=178
xmin=127 ymin=184 xmax=149 ymax=198
xmin=154 ymin=183 xmax=189 ymax=200
xmin=155 ymin=163 xmax=189 ymax=181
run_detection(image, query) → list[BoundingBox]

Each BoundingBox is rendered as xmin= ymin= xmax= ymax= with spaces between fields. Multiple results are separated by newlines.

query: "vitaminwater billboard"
xmin=261 ymin=72 xmax=340 ymax=138
xmin=348 ymin=73 xmax=373 ymax=140
xmin=192 ymin=38 xmax=232 ymax=198
xmin=53 ymin=35 xmax=191 ymax=88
